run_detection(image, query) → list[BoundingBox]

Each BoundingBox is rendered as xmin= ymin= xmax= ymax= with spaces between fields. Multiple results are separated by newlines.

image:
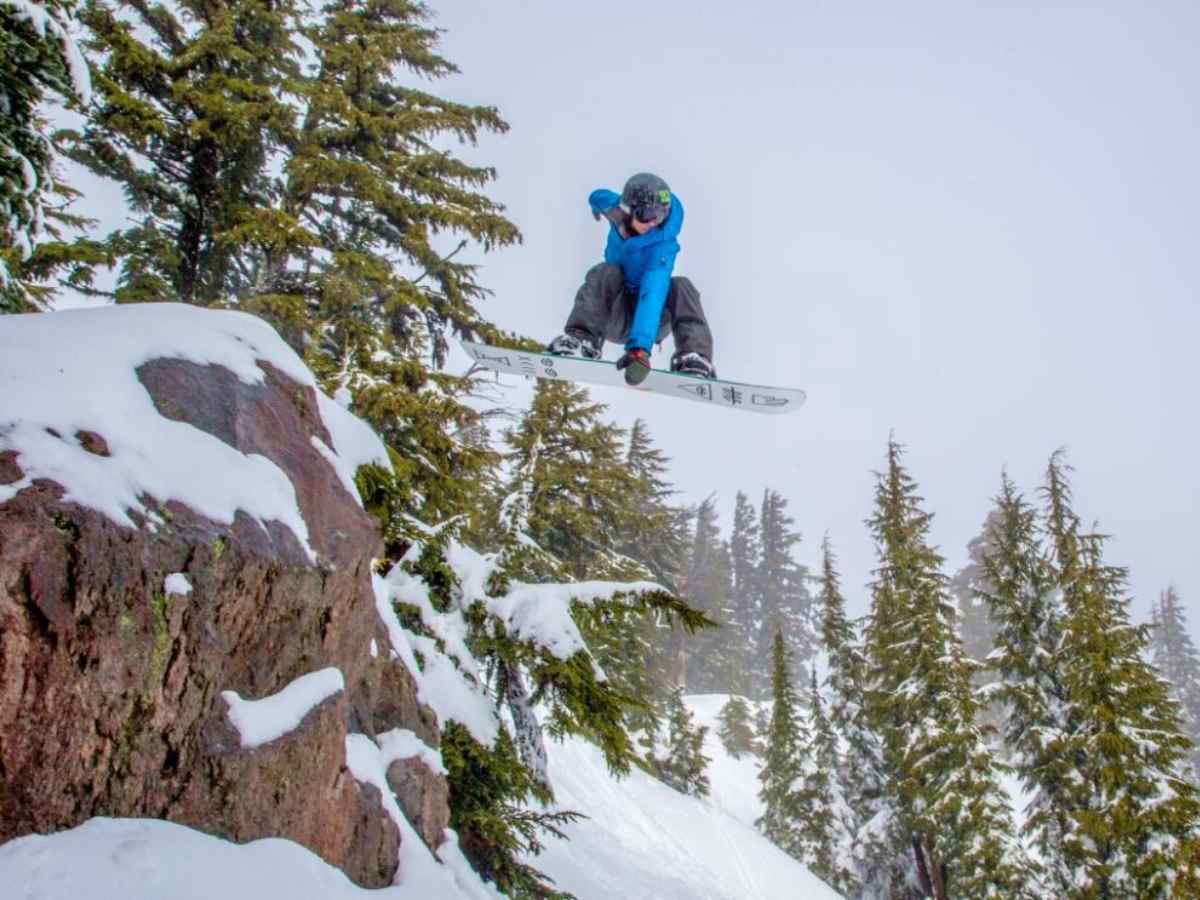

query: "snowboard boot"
xmin=548 ymin=332 xmax=600 ymax=359
xmin=616 ymin=347 xmax=652 ymax=386
xmin=671 ymin=351 xmax=717 ymax=380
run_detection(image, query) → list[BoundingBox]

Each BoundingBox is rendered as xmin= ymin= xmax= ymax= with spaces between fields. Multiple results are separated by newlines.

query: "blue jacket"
xmin=588 ymin=188 xmax=684 ymax=352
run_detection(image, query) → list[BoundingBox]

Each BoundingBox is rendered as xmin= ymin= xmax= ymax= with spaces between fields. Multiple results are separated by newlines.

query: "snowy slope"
xmin=530 ymin=694 xmax=841 ymax=900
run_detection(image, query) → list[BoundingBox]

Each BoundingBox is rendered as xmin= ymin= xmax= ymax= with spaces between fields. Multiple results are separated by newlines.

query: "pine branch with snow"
xmin=1 ymin=0 xmax=91 ymax=309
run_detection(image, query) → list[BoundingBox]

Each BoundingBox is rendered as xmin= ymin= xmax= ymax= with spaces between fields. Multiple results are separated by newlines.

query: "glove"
xmin=616 ymin=347 xmax=652 ymax=385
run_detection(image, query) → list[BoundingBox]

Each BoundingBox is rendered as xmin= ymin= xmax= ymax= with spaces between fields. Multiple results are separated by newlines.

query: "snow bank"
xmin=529 ymin=696 xmax=842 ymax=900
xmin=0 ymin=816 xmax=500 ymax=900
xmin=0 ymin=304 xmax=390 ymax=561
xmin=222 ymin=667 xmax=345 ymax=749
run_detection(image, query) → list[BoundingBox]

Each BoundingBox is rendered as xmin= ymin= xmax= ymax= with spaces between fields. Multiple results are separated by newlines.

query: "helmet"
xmin=621 ymin=172 xmax=671 ymax=224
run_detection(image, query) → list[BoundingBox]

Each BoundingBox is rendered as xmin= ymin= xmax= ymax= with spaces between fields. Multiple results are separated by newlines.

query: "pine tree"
xmin=756 ymin=626 xmax=807 ymax=859
xmin=363 ymin=456 xmax=709 ymax=897
xmin=863 ymin=437 xmax=1031 ymax=899
xmin=951 ymin=510 xmax=1005 ymax=734
xmin=1 ymin=0 xmax=92 ymax=310
xmin=682 ymin=494 xmax=734 ymax=693
xmin=1039 ymin=451 xmax=1200 ymax=897
xmin=618 ymin=419 xmax=688 ymax=587
xmin=716 ymin=694 xmax=756 ymax=759
xmin=652 ymin=687 xmax=711 ymax=797
xmin=66 ymin=0 xmax=302 ymax=305
xmin=503 ymin=382 xmax=717 ymax=753
xmin=800 ymin=667 xmax=855 ymax=894
xmin=752 ymin=697 xmax=771 ymax=758
xmin=504 ymin=379 xmax=636 ymax=581
xmin=754 ymin=488 xmax=815 ymax=698
xmin=1150 ymin=587 xmax=1200 ymax=777
xmin=727 ymin=490 xmax=760 ymax=695
xmin=614 ymin=420 xmax=692 ymax=729
xmin=816 ymin=534 xmax=882 ymax=896
xmin=976 ymin=469 xmax=1065 ymax=883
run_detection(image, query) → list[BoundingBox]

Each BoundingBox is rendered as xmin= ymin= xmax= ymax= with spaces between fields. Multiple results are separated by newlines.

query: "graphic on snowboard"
xmin=461 ymin=340 xmax=805 ymax=415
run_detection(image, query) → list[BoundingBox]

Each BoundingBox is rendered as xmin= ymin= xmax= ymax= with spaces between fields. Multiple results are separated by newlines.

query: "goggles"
xmin=621 ymin=201 xmax=666 ymax=224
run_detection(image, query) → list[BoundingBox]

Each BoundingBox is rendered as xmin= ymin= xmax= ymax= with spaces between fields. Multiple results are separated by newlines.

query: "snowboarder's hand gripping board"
xmin=461 ymin=340 xmax=805 ymax=415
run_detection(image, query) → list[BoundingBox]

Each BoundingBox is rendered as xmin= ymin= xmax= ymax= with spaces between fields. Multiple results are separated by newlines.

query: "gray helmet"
xmin=621 ymin=172 xmax=671 ymax=224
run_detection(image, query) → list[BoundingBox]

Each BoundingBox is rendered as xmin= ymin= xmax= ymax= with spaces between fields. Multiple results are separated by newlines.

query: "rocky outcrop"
xmin=388 ymin=756 xmax=452 ymax=851
xmin=0 ymin=355 xmax=449 ymax=887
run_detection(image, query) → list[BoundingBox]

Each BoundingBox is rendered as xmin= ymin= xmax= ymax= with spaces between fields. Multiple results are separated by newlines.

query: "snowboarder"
xmin=547 ymin=173 xmax=716 ymax=386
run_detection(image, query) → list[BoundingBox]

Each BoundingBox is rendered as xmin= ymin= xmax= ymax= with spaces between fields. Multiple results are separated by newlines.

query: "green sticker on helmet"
xmin=659 ymin=189 xmax=671 ymax=203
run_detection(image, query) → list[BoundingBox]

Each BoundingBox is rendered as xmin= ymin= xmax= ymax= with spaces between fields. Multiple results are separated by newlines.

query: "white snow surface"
xmin=528 ymin=693 xmax=841 ymax=899
xmin=313 ymin=388 xmax=392 ymax=505
xmin=222 ymin=667 xmax=345 ymax=749
xmin=0 ymin=694 xmax=839 ymax=900
xmin=0 ymin=304 xmax=390 ymax=561
xmin=163 ymin=572 xmax=192 ymax=596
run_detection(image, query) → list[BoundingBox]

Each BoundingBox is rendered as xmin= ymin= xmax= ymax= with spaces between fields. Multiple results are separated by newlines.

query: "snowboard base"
xmin=460 ymin=340 xmax=805 ymax=415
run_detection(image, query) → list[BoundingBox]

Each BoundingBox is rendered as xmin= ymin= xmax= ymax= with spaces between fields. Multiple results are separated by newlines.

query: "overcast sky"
xmin=49 ymin=2 xmax=1198 ymax=628
xmin=424 ymin=0 xmax=1200 ymax=624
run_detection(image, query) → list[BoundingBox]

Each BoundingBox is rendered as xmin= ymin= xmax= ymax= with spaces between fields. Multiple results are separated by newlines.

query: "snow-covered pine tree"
xmin=0 ymin=0 xmax=91 ymax=311
xmin=728 ymin=490 xmax=761 ymax=695
xmin=502 ymin=381 xmax=717 ymax=753
xmin=801 ymin=668 xmax=855 ymax=895
xmin=816 ymin=534 xmax=884 ymax=897
xmin=752 ymin=697 xmax=771 ymax=758
xmin=754 ymin=488 xmax=815 ymax=698
xmin=67 ymin=0 xmax=302 ymax=305
xmin=1150 ymin=586 xmax=1200 ymax=777
xmin=1040 ymin=451 xmax=1200 ymax=897
xmin=619 ymin=419 xmax=689 ymax=588
xmin=756 ymin=626 xmax=808 ymax=860
xmin=950 ymin=509 xmax=1005 ymax=730
xmin=683 ymin=494 xmax=734 ymax=692
xmin=863 ymin=438 xmax=1032 ymax=899
xmin=652 ymin=686 xmax=711 ymax=797
xmin=716 ymin=694 xmax=757 ymax=758
xmin=503 ymin=379 xmax=637 ymax=580
xmin=950 ymin=510 xmax=1003 ymax=670
xmin=617 ymin=419 xmax=692 ymax=729
xmin=975 ymin=469 xmax=1064 ymax=884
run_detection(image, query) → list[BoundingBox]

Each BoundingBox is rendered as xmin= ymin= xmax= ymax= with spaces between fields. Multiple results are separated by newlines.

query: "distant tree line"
xmin=717 ymin=442 xmax=1200 ymax=899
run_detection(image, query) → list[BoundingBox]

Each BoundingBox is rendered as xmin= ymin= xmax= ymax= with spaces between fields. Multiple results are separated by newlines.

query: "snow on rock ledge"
xmin=0 ymin=303 xmax=389 ymax=564
xmin=223 ymin=668 xmax=346 ymax=749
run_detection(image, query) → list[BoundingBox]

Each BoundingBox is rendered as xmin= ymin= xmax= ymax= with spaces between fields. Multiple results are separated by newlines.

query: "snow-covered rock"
xmin=0 ymin=305 xmax=427 ymax=888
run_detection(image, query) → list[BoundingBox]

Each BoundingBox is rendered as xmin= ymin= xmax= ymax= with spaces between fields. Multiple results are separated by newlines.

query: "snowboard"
xmin=460 ymin=340 xmax=806 ymax=415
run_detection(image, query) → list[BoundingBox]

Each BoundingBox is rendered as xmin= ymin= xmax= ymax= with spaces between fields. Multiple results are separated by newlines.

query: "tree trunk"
xmin=911 ymin=835 xmax=948 ymax=899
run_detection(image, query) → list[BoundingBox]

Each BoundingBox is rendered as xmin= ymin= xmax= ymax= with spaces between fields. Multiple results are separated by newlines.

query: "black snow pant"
xmin=564 ymin=263 xmax=714 ymax=361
